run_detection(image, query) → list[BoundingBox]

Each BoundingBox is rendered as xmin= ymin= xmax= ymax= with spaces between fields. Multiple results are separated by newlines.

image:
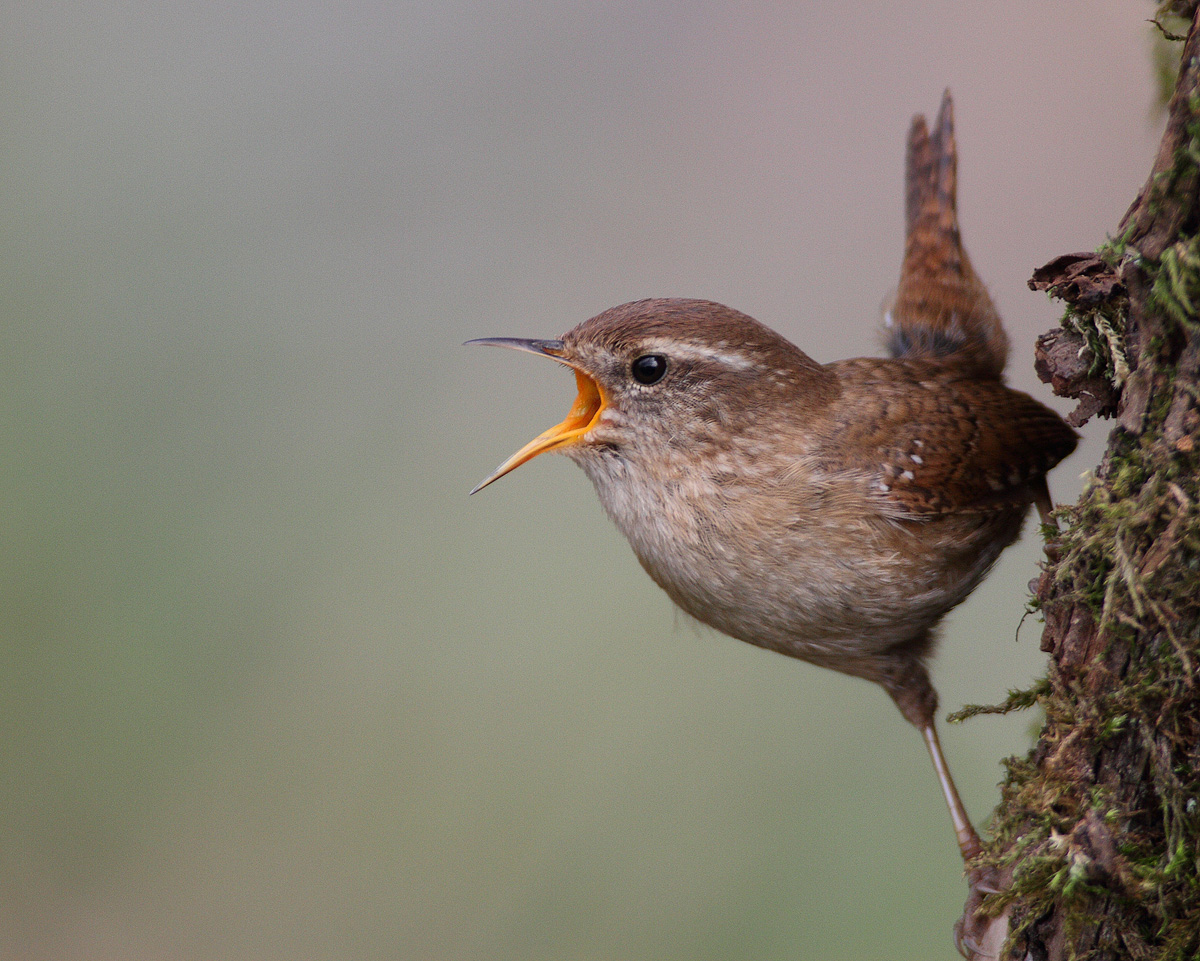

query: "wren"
xmin=468 ymin=92 xmax=1077 ymax=864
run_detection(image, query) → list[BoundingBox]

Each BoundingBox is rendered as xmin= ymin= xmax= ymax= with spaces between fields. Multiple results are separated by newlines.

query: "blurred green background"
xmin=1 ymin=3 xmax=1160 ymax=959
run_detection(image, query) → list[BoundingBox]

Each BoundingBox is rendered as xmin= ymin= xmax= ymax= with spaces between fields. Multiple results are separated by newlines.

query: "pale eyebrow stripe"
xmin=637 ymin=340 xmax=759 ymax=370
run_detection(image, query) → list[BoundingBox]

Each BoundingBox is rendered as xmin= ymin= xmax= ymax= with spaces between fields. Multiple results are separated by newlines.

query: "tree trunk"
xmin=972 ymin=8 xmax=1200 ymax=960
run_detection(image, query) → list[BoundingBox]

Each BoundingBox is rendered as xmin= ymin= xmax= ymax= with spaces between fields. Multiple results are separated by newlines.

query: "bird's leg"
xmin=1033 ymin=476 xmax=1058 ymax=528
xmin=920 ymin=719 xmax=982 ymax=860
xmin=868 ymin=647 xmax=1008 ymax=955
xmin=878 ymin=652 xmax=979 ymax=863
xmin=872 ymin=648 xmax=1010 ymax=957
xmin=849 ymin=645 xmax=981 ymax=858
xmin=920 ymin=711 xmax=1012 ymax=958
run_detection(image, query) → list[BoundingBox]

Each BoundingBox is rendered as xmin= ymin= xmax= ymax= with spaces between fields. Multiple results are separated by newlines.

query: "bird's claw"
xmin=953 ymin=864 xmax=1010 ymax=960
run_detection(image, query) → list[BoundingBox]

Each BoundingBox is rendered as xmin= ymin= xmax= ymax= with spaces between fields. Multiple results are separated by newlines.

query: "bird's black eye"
xmin=631 ymin=354 xmax=668 ymax=385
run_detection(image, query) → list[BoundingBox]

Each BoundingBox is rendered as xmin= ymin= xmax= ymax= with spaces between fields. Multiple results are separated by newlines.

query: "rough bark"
xmin=967 ymin=9 xmax=1200 ymax=960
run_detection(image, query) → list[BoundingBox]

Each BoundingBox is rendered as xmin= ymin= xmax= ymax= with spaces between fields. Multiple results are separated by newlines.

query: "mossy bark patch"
xmin=969 ymin=12 xmax=1200 ymax=960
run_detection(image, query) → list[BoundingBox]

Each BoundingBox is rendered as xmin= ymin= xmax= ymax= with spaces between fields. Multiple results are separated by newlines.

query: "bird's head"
xmin=468 ymin=298 xmax=833 ymax=493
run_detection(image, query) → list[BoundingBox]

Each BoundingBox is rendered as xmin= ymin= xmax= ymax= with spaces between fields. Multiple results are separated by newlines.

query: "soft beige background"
xmin=2 ymin=3 xmax=1161 ymax=960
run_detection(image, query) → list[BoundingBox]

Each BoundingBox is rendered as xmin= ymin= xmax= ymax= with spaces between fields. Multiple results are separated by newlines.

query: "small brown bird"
xmin=468 ymin=92 xmax=1076 ymax=864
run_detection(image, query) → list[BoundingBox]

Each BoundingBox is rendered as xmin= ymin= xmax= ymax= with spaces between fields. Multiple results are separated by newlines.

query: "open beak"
xmin=466 ymin=337 xmax=607 ymax=494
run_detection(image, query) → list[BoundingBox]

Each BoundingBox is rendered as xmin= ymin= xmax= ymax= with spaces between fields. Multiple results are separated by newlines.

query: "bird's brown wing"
xmin=813 ymin=360 xmax=1078 ymax=520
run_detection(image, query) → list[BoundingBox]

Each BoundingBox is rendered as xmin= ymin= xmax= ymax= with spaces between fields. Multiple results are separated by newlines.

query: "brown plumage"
xmin=887 ymin=92 xmax=1009 ymax=380
xmin=469 ymin=92 xmax=1077 ymax=866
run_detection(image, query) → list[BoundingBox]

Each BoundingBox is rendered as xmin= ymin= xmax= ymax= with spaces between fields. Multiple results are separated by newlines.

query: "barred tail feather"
xmin=884 ymin=91 xmax=1009 ymax=381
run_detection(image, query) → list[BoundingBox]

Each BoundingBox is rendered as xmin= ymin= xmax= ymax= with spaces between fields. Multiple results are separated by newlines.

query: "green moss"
xmin=946 ymin=679 xmax=1051 ymax=724
xmin=977 ymin=306 xmax=1199 ymax=961
xmin=1058 ymin=297 xmax=1131 ymax=388
xmin=1151 ymin=235 xmax=1200 ymax=327
xmin=980 ymin=432 xmax=1200 ymax=958
xmin=969 ymin=44 xmax=1200 ymax=955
